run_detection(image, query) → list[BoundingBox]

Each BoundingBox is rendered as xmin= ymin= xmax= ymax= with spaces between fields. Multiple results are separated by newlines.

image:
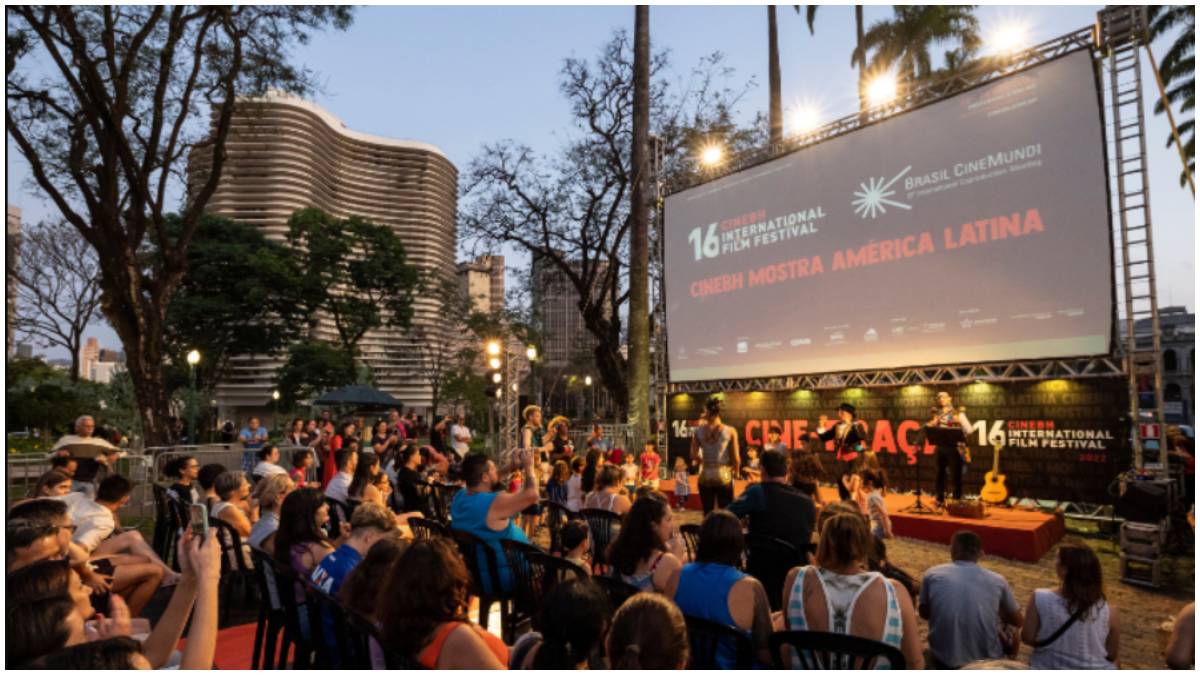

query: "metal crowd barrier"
xmin=5 ymin=451 xmax=156 ymax=521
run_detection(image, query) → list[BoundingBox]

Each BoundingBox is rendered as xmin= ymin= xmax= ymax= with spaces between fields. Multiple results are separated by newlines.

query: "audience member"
xmin=289 ymin=449 xmax=319 ymax=488
xmin=7 ymin=594 xmax=85 ymax=667
xmin=673 ymin=509 xmax=772 ymax=667
xmin=672 ymin=456 xmax=691 ymax=510
xmin=547 ymin=460 xmax=570 ymax=506
xmin=252 ymin=444 xmax=288 ymax=480
xmin=621 ymin=453 xmax=639 ymax=494
xmin=727 ymin=448 xmax=815 ymax=556
xmin=1022 ymin=539 xmax=1119 ymax=669
xmin=567 ymin=456 xmax=586 ymax=511
xmin=34 ymin=636 xmax=150 ymax=669
xmin=640 ymin=440 xmax=662 ymax=489
xmin=338 ymin=535 xmax=409 ymax=621
xmin=6 ymin=500 xmax=114 ymax=600
xmin=238 ymin=417 xmax=269 ymax=471
xmin=919 ymin=530 xmax=1022 ymax=668
xmin=164 ymin=455 xmax=200 ymax=504
xmin=212 ymin=471 xmax=256 ymax=540
xmin=584 ymin=464 xmax=631 ymax=515
xmin=561 ymin=520 xmax=591 ymax=573
xmin=510 ymin=578 xmax=610 ymax=669
xmin=1165 ymin=602 xmax=1194 ymax=669
xmin=379 ymin=537 xmax=507 ymax=668
xmin=59 ymin=415 xmax=107 ymax=496
xmin=248 ymin=473 xmax=294 ymax=555
xmin=50 ymin=454 xmax=78 ymax=479
xmin=607 ymin=592 xmax=690 ymax=669
xmin=861 ymin=468 xmax=892 ymax=539
xmin=325 ymin=448 xmax=358 ymax=504
xmin=393 ymin=443 xmax=431 ymax=515
xmin=274 ymin=488 xmax=341 ymax=579
xmin=449 ymin=414 xmax=473 ymax=460
xmin=311 ymin=502 xmax=398 ymax=596
xmin=607 ymin=494 xmax=683 ymax=595
xmin=348 ymin=452 xmax=385 ymax=507
xmin=197 ymin=463 xmax=226 ymax=508
xmin=450 ymin=452 xmax=537 ymax=594
xmin=690 ymin=397 xmax=740 ymax=514
xmin=782 ymin=510 xmax=923 ymax=668
xmin=867 ymin=538 xmax=920 ymax=601
xmin=582 ymin=449 xmax=604 ymax=494
xmin=787 ymin=449 xmax=824 ymax=505
xmin=30 ymin=470 xmax=73 ymax=498
xmin=285 ymin=418 xmax=309 ymax=447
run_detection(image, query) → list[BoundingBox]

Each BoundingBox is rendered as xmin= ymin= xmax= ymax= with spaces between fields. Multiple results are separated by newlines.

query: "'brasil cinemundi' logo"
xmin=852 ymin=165 xmax=913 ymax=219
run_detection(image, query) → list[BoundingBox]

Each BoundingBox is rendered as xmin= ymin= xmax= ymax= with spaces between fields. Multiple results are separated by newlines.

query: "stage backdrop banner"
xmin=664 ymin=49 xmax=1113 ymax=382
xmin=667 ymin=378 xmax=1130 ymax=505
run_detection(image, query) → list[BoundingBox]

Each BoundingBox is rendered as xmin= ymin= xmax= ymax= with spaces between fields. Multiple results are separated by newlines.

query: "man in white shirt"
xmin=324 ymin=448 xmax=358 ymax=504
xmin=449 ymin=414 xmax=472 ymax=459
xmin=251 ymin=444 xmax=289 ymax=479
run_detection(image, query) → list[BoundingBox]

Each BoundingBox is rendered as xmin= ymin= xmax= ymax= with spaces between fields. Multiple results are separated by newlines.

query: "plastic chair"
xmin=745 ymin=534 xmax=804 ymax=612
xmin=450 ymin=529 xmax=513 ymax=641
xmin=591 ymin=574 xmax=641 ymax=613
xmin=768 ymin=630 xmax=905 ymax=669
xmin=684 ymin=614 xmax=755 ymax=669
xmin=500 ymin=539 xmax=546 ymax=637
xmin=249 ymin=547 xmax=286 ymax=669
xmin=432 ymin=483 xmax=461 ymax=524
xmin=541 ymin=500 xmax=580 ymax=554
xmin=526 ymin=550 xmax=588 ymax=594
xmin=271 ymin=559 xmax=315 ymax=669
xmin=579 ymin=508 xmax=621 ymax=574
xmin=679 ymin=523 xmax=701 ymax=562
xmin=343 ymin=608 xmax=427 ymax=669
xmin=408 ymin=516 xmax=450 ymax=540
xmin=208 ymin=518 xmax=255 ymax=624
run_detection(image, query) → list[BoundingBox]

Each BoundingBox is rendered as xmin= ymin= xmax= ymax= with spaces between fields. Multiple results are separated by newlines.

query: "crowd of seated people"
xmin=7 ymin=408 xmax=1195 ymax=672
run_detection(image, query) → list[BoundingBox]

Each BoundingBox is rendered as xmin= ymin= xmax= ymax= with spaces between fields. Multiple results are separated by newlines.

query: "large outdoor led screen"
xmin=664 ymin=50 xmax=1112 ymax=382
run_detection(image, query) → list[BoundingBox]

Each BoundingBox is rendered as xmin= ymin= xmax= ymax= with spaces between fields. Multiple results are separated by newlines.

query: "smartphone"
xmin=189 ymin=503 xmax=208 ymax=539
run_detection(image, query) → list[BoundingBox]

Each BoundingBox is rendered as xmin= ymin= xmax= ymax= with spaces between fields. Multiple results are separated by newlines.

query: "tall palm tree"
xmin=627 ymin=5 xmax=651 ymax=448
xmin=768 ymin=6 xmax=783 ymax=146
xmin=796 ymin=6 xmax=867 ymax=111
xmin=852 ymin=6 xmax=980 ymax=89
xmin=1147 ymin=5 xmax=1194 ymax=188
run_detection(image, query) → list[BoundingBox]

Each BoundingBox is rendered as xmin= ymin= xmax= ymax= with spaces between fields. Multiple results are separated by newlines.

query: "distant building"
xmin=6 ymin=204 xmax=20 ymax=357
xmin=90 ymin=361 xmax=125 ymax=385
xmin=98 ymin=348 xmax=125 ymax=364
xmin=79 ymin=336 xmax=100 ymax=380
xmin=1131 ymin=305 xmax=1195 ymax=425
xmin=188 ymin=92 xmax=458 ymax=414
xmin=457 ymin=255 xmax=505 ymax=315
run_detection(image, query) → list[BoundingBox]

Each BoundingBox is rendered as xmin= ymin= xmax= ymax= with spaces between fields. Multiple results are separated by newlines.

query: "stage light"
xmin=700 ymin=144 xmax=723 ymax=167
xmin=488 ymin=357 xmax=502 ymax=370
xmin=989 ymin=22 xmax=1028 ymax=55
xmin=486 ymin=340 xmax=502 ymax=356
xmin=492 ymin=372 xmax=503 ymax=384
xmin=865 ymin=73 xmax=898 ymax=107
xmin=789 ymin=105 xmax=821 ymax=136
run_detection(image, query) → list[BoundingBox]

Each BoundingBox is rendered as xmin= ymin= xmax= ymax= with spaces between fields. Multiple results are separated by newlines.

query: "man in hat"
xmin=810 ymin=402 xmax=869 ymax=500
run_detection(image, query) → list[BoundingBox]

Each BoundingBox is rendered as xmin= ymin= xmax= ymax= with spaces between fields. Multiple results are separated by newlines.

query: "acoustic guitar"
xmin=979 ymin=442 xmax=1008 ymax=505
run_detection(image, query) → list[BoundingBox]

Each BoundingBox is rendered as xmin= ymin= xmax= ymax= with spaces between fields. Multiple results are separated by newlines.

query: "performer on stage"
xmin=810 ymin=403 xmax=868 ymax=500
xmin=929 ymin=391 xmax=971 ymax=507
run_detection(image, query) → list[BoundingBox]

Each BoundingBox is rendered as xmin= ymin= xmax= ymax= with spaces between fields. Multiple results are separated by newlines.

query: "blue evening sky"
xmin=6 ymin=4 xmax=1194 ymax=358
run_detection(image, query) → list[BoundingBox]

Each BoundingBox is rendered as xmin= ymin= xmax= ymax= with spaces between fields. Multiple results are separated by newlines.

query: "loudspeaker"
xmin=1115 ymin=480 xmax=1170 ymax=523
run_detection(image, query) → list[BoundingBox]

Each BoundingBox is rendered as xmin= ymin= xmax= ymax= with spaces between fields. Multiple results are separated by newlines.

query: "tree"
xmin=12 ymin=220 xmax=103 ymax=381
xmin=767 ymin=6 xmax=783 ymax=146
xmin=851 ymin=6 xmax=980 ymax=87
xmin=161 ymin=213 xmax=298 ymax=396
xmin=1148 ymin=5 xmax=1195 ymax=188
xmin=461 ymin=31 xmax=759 ymax=420
xmin=6 ymin=356 xmax=104 ymax=437
xmin=627 ymin=5 xmax=652 ymax=451
xmin=283 ymin=208 xmax=421 ymax=357
xmin=793 ymin=6 xmax=865 ymax=111
xmin=412 ymin=274 xmax=473 ymax=417
xmin=274 ymin=340 xmax=358 ymax=409
xmin=6 ymin=6 xmax=353 ymax=443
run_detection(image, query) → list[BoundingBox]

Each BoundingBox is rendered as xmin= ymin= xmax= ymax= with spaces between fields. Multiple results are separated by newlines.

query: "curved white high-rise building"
xmin=189 ymin=93 xmax=457 ymax=412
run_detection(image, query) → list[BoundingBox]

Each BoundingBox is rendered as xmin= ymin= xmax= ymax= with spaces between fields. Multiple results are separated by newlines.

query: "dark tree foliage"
xmin=1148 ymin=5 xmax=1195 ymax=188
xmin=274 ymin=340 xmax=358 ymax=409
xmin=6 ymin=5 xmax=353 ymax=443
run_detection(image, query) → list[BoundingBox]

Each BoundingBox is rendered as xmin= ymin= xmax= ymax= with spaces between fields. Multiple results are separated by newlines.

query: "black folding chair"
xmin=208 ymin=518 xmax=255 ymax=624
xmin=249 ymin=547 xmax=286 ymax=670
xmin=500 ymin=539 xmax=547 ymax=637
xmin=684 ymin=614 xmax=755 ymax=669
xmin=272 ymin=560 xmax=315 ymax=669
xmin=768 ymin=630 xmax=905 ymax=669
xmin=679 ymin=524 xmax=701 ymax=562
xmin=591 ymin=574 xmax=641 ymax=614
xmin=745 ymin=534 xmax=804 ymax=612
xmin=450 ymin=529 xmax=513 ymax=642
xmin=343 ymin=607 xmax=427 ymax=669
xmin=409 ymin=516 xmax=450 ymax=540
xmin=325 ymin=497 xmax=351 ymax=536
xmin=541 ymin=500 xmax=580 ymax=554
xmin=579 ymin=508 xmax=621 ymax=574
xmin=432 ymin=483 xmax=461 ymax=524
xmin=526 ymin=550 xmax=588 ymax=597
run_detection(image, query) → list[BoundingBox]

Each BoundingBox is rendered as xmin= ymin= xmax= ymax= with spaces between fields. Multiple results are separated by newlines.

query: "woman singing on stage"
xmin=690 ymin=396 xmax=740 ymax=514
xmin=810 ymin=402 xmax=869 ymax=500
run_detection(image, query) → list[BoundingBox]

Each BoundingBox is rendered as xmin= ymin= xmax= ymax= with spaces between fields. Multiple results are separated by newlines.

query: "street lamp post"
xmin=186 ymin=349 xmax=201 ymax=446
xmin=272 ymin=389 xmax=281 ymax=433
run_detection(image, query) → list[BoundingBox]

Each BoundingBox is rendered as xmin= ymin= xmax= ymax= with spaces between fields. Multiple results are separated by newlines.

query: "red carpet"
xmin=178 ymin=622 xmax=259 ymax=670
xmin=660 ymin=477 xmax=1065 ymax=563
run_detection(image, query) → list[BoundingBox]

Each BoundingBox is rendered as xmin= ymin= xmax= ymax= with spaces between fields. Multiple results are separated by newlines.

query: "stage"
xmin=659 ymin=477 xmax=1065 ymax=563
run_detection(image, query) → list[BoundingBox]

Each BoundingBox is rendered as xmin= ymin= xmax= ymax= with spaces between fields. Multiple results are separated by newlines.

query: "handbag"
xmin=1031 ymin=606 xmax=1086 ymax=649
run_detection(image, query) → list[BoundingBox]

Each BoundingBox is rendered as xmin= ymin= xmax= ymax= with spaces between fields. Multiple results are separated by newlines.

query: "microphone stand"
xmin=902 ymin=424 xmax=941 ymax=515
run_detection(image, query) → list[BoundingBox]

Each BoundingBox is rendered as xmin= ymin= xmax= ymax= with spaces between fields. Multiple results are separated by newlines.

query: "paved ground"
xmin=668 ymin=508 xmax=1194 ymax=670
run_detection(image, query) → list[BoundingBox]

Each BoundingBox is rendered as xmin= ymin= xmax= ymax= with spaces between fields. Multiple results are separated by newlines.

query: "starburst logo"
xmin=852 ymin=165 xmax=913 ymax=219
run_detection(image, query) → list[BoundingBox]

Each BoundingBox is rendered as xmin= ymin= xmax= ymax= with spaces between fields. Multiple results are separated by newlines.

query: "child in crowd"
xmin=743 ymin=446 xmax=762 ymax=482
xmin=672 ymin=456 xmax=690 ymax=511
xmin=861 ymin=469 xmax=892 ymax=539
xmin=622 ymin=453 xmax=639 ymax=497
xmin=566 ymin=456 xmax=585 ymax=512
xmin=561 ymin=520 xmax=591 ymax=574
xmin=547 ymin=460 xmax=570 ymax=506
xmin=639 ymin=440 xmax=661 ymax=490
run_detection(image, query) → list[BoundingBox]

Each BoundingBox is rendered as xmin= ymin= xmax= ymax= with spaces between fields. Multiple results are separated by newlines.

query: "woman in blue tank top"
xmin=672 ymin=510 xmax=773 ymax=668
